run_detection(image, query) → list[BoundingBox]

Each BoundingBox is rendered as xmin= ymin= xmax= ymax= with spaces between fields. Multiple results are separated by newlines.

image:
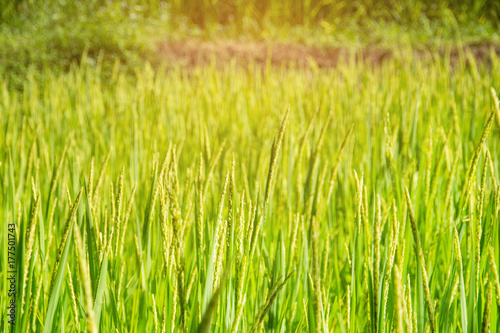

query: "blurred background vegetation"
xmin=0 ymin=0 xmax=499 ymax=83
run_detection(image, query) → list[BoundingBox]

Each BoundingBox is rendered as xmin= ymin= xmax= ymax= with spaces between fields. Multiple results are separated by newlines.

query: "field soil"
xmin=158 ymin=40 xmax=500 ymax=68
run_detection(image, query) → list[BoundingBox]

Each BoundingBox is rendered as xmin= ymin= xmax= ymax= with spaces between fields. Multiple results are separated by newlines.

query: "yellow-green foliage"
xmin=1 ymin=50 xmax=500 ymax=332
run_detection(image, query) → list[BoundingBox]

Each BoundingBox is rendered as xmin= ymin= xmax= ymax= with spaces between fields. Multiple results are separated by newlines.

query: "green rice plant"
xmin=1 ymin=49 xmax=500 ymax=333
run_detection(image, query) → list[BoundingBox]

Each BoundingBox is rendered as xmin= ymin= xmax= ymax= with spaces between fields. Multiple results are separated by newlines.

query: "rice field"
xmin=1 ymin=49 xmax=500 ymax=332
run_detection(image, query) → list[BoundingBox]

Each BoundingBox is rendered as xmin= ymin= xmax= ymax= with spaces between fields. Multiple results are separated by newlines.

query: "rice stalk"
xmin=171 ymin=275 xmax=178 ymax=333
xmin=249 ymin=270 xmax=294 ymax=333
xmin=66 ymin=263 xmax=80 ymax=331
xmin=49 ymin=189 xmax=83 ymax=296
xmin=290 ymin=213 xmax=301 ymax=266
xmin=152 ymin=294 xmax=159 ymax=333
xmin=311 ymin=215 xmax=326 ymax=332
xmin=46 ymin=142 xmax=68 ymax=218
xmin=31 ymin=227 xmax=53 ymax=331
xmin=109 ymin=182 xmax=117 ymax=257
xmin=481 ymin=280 xmax=492 ymax=333
xmin=114 ymin=166 xmax=125 ymax=257
xmin=347 ymin=285 xmax=351 ymax=333
xmin=21 ymin=193 xmax=40 ymax=313
xmin=213 ymin=170 xmax=230 ymax=290
xmin=88 ymin=157 xmax=95 ymax=206
xmin=491 ymin=87 xmax=500 ymax=134
xmin=354 ymin=171 xmax=363 ymax=232
xmin=233 ymin=190 xmax=247 ymax=331
xmin=424 ymin=128 xmax=433 ymax=205
xmin=185 ymin=266 xmax=198 ymax=302
xmin=428 ymin=130 xmax=451 ymax=206
xmin=204 ymin=139 xmax=227 ymax=199
xmin=458 ymin=107 xmax=496 ymax=213
xmin=362 ymin=185 xmax=371 ymax=256
xmin=304 ymin=112 xmax=332 ymax=218
xmin=226 ymin=154 xmax=235 ymax=262
xmin=405 ymin=187 xmax=436 ymax=332
xmin=197 ymin=153 xmax=205 ymax=253
xmin=198 ymin=260 xmax=232 ymax=333
xmin=485 ymin=149 xmax=497 ymax=187
xmin=443 ymin=148 xmax=460 ymax=217
xmin=92 ymin=148 xmax=111 ymax=209
xmin=326 ymin=125 xmax=354 ymax=205
xmin=160 ymin=186 xmax=172 ymax=276
xmin=407 ymin=276 xmax=416 ymax=333
xmin=373 ymin=194 xmax=382 ymax=330
xmin=119 ymin=183 xmax=137 ymax=257
xmin=381 ymin=201 xmax=400 ymax=330
xmin=487 ymin=246 xmax=500 ymax=307
xmin=394 ymin=265 xmax=404 ymax=333
xmin=475 ymin=157 xmax=488 ymax=298
xmin=168 ymin=148 xmax=186 ymax=331
xmin=73 ymin=215 xmax=96 ymax=333
xmin=250 ymin=108 xmax=289 ymax=258
xmin=231 ymin=296 xmax=246 ymax=333
xmin=362 ymin=263 xmax=371 ymax=333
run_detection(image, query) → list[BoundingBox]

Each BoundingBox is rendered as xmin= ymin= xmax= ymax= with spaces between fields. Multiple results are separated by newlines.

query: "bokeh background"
xmin=1 ymin=0 xmax=499 ymax=84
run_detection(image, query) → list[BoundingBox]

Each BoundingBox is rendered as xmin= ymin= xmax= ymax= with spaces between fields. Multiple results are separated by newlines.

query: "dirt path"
xmin=158 ymin=40 xmax=500 ymax=68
